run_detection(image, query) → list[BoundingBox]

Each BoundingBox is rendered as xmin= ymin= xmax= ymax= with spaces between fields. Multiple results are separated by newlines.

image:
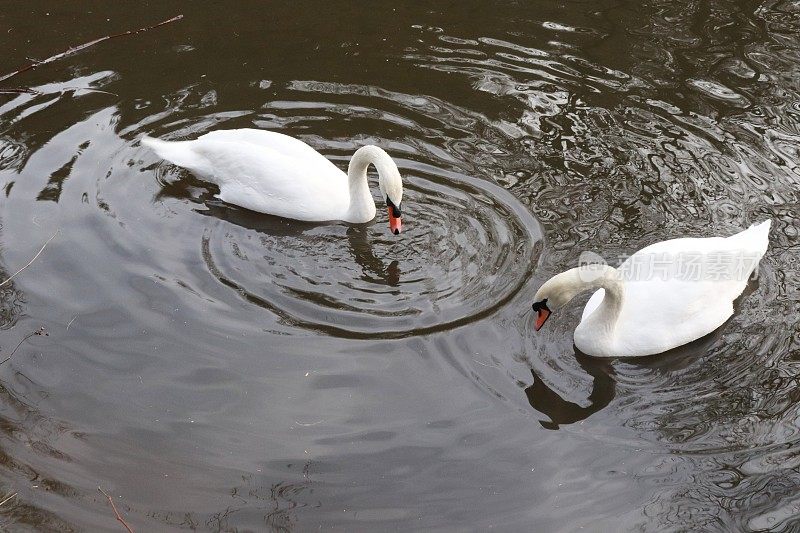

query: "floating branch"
xmin=98 ymin=487 xmax=134 ymax=533
xmin=0 ymin=88 xmax=36 ymax=94
xmin=0 ymin=228 xmax=59 ymax=288
xmin=0 ymin=14 xmax=184 ymax=84
xmin=0 ymin=326 xmax=48 ymax=367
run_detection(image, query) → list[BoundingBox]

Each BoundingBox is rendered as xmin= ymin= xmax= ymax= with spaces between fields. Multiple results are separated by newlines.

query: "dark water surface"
xmin=0 ymin=1 xmax=799 ymax=530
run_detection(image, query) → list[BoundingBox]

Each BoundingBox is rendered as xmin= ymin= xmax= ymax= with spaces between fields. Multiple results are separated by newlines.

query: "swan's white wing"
xmin=614 ymin=274 xmax=737 ymax=355
xmin=192 ymin=138 xmax=350 ymax=221
xmin=196 ymin=129 xmax=330 ymax=163
xmin=144 ymin=130 xmax=354 ymax=222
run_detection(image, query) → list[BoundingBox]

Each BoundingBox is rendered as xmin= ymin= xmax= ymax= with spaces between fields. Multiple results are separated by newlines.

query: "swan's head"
xmin=530 ymin=268 xmax=592 ymax=331
xmin=378 ymin=164 xmax=404 ymax=235
xmin=531 ymin=265 xmax=616 ymax=331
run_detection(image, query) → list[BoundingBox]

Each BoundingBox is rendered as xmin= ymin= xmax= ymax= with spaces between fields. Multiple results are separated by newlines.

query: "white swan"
xmin=531 ymin=220 xmax=771 ymax=357
xmin=141 ymin=129 xmax=404 ymax=234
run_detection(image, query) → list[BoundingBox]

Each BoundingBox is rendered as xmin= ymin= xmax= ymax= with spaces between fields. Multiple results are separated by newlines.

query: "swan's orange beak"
xmin=534 ymin=308 xmax=551 ymax=331
xmin=388 ymin=207 xmax=402 ymax=235
xmin=532 ymin=299 xmax=551 ymax=331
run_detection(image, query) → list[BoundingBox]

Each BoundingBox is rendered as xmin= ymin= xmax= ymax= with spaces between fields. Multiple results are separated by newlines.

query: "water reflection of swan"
xmin=202 ymin=201 xmax=317 ymax=238
xmin=526 ymin=320 xmax=736 ymax=431
xmin=346 ymin=226 xmax=400 ymax=287
xmin=525 ymin=353 xmax=615 ymax=430
xmin=200 ymin=203 xmax=402 ymax=287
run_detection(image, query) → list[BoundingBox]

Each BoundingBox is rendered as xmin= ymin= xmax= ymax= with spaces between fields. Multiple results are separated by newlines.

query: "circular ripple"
xmin=200 ymin=163 xmax=540 ymax=339
xmin=127 ymin=77 xmax=544 ymax=339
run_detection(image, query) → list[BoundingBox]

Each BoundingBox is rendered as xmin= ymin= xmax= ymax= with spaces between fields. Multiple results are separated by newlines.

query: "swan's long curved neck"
xmin=346 ymin=145 xmax=395 ymax=222
xmin=584 ymin=266 xmax=625 ymax=336
xmin=551 ymin=265 xmax=625 ymax=334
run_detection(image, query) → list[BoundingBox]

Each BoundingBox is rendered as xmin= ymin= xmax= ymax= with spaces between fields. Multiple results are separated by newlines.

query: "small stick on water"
xmin=0 ymin=88 xmax=36 ymax=94
xmin=0 ymin=492 xmax=17 ymax=506
xmin=98 ymin=487 xmax=134 ymax=533
xmin=0 ymin=14 xmax=184 ymax=84
xmin=0 ymin=229 xmax=59 ymax=288
xmin=0 ymin=327 xmax=48 ymax=366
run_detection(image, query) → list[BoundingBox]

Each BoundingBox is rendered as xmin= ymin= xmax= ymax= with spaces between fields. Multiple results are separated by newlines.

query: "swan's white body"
xmin=141 ymin=130 xmax=403 ymax=225
xmin=534 ymin=221 xmax=771 ymax=358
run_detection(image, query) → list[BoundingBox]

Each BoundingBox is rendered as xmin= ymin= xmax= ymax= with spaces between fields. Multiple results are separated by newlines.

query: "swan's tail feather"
xmin=141 ymin=135 xmax=206 ymax=174
xmin=745 ymin=219 xmax=771 ymax=258
xmin=730 ymin=219 xmax=771 ymax=271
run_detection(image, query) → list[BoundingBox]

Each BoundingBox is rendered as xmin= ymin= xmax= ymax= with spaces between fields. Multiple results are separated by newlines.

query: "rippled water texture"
xmin=0 ymin=1 xmax=799 ymax=531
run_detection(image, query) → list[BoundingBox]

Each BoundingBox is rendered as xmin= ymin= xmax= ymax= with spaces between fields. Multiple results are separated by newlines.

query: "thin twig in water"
xmin=0 ymin=14 xmax=184 ymax=84
xmin=0 ymin=492 xmax=16 ymax=506
xmin=0 ymin=229 xmax=59 ymax=288
xmin=66 ymin=315 xmax=78 ymax=330
xmin=0 ymin=327 xmax=48 ymax=366
xmin=0 ymin=88 xmax=36 ymax=94
xmin=98 ymin=487 xmax=134 ymax=533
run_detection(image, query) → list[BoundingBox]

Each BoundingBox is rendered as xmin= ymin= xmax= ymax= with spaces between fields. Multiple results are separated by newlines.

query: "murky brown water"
xmin=0 ymin=1 xmax=799 ymax=531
